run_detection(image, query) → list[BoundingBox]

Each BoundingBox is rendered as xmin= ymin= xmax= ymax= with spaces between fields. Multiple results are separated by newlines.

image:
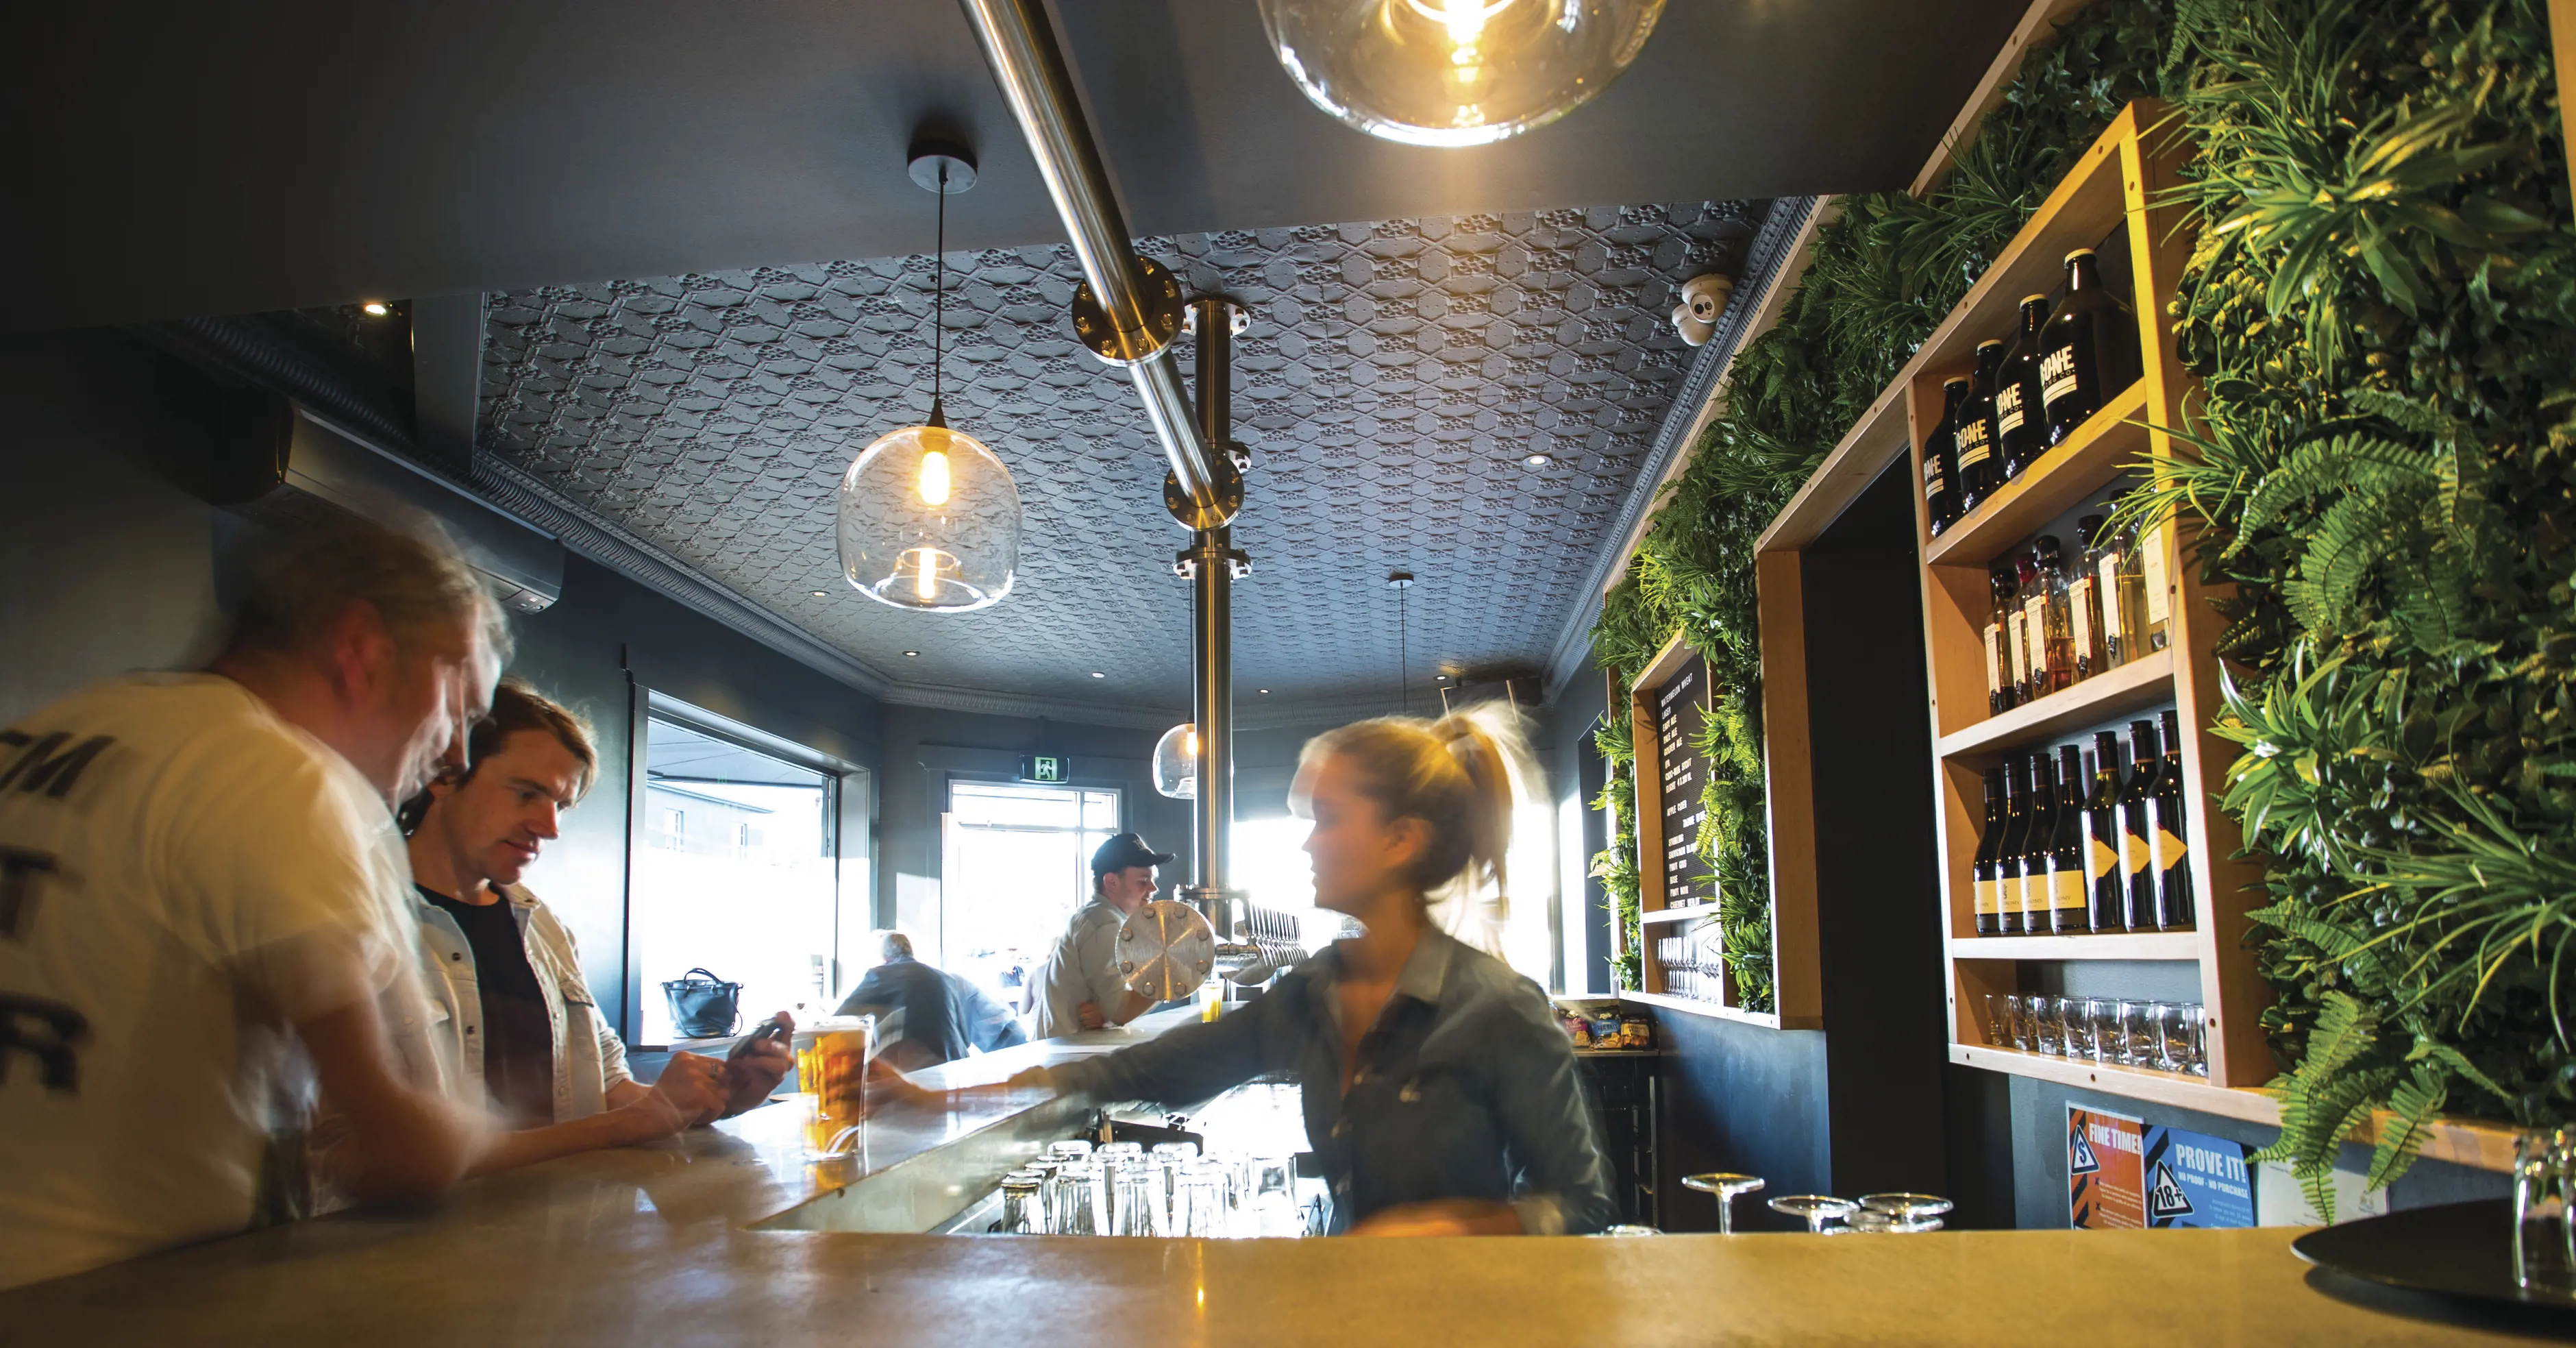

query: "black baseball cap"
xmin=1091 ymin=831 xmax=1175 ymax=874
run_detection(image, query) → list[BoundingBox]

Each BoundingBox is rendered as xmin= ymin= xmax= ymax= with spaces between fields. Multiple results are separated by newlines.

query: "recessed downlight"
xmin=360 ymin=301 xmax=391 ymax=317
xmin=810 ymin=589 xmax=830 ymax=597
xmin=904 ymin=650 xmax=919 ymax=657
xmin=1522 ymin=452 xmax=1552 ymax=468
xmin=1090 ymin=671 xmax=1105 ymax=678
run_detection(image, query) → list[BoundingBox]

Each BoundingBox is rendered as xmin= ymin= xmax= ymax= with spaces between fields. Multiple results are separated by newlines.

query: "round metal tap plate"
xmin=1115 ymin=899 xmax=1215 ymax=1003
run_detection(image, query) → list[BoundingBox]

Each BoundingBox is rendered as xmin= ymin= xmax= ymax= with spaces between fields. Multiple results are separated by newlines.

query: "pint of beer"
xmin=793 ymin=1014 xmax=877 ymax=1156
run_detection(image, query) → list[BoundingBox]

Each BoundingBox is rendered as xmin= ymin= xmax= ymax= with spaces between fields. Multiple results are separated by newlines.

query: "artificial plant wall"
xmin=1592 ymin=0 xmax=2573 ymax=1205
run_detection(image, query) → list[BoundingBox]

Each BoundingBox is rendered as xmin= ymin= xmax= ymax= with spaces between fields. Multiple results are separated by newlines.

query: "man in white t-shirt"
xmin=0 ymin=522 xmax=503 ymax=1290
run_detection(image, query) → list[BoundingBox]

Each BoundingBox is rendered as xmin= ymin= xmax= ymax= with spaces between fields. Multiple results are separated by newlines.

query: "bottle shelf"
xmin=1924 ymin=381 xmax=2151 ymax=569
xmin=1948 ymin=931 xmax=2200 ymax=961
xmin=1935 ymin=648 xmax=2174 ymax=760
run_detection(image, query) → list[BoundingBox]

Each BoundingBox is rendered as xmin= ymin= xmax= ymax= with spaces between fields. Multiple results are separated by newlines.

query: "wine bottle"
xmin=2118 ymin=718 xmax=2161 ymax=931
xmin=2039 ymin=248 xmax=2138 ymax=444
xmin=2083 ymin=731 xmax=2125 ymax=931
xmin=2101 ymin=490 xmax=2148 ymax=667
xmin=2018 ymin=750 xmax=2059 ymax=939
xmin=1957 ymin=341 xmax=2006 ymax=509
xmin=2010 ymin=553 xmax=2037 ymax=707
xmin=2070 ymin=515 xmax=2108 ymax=680
xmin=1983 ymin=561 xmax=2017 ymax=715
xmin=2048 ymin=744 xmax=2091 ymax=934
xmin=2140 ymin=511 xmax=2172 ymax=653
xmin=1971 ymin=765 xmax=2007 ymax=937
xmin=1995 ymin=295 xmax=2053 ymax=479
xmin=1924 ymin=377 xmax=1969 ymax=535
xmin=2026 ymin=535 xmax=2074 ymax=699
xmin=2154 ymin=708 xmax=2196 ymax=931
xmin=1996 ymin=756 xmax=2033 ymax=935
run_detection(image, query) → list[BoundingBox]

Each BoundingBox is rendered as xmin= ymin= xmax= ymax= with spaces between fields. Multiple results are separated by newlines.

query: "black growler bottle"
xmin=2048 ymin=744 xmax=2091 ymax=934
xmin=2039 ymin=248 xmax=2140 ymax=444
xmin=1924 ymin=376 xmax=1970 ymax=535
xmin=2154 ymin=708 xmax=2196 ymax=931
xmin=1956 ymin=341 xmax=2006 ymax=510
xmin=1996 ymin=756 xmax=2033 ymax=935
xmin=2118 ymin=718 xmax=2162 ymax=931
xmin=2017 ymin=751 xmax=2059 ymax=939
xmin=1994 ymin=295 xmax=2053 ymax=479
xmin=1971 ymin=766 xmax=2007 ymax=937
xmin=2083 ymin=731 xmax=2125 ymax=931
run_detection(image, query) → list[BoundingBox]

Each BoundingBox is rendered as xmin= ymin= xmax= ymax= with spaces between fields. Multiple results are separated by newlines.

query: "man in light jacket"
xmin=402 ymin=679 xmax=791 ymax=1171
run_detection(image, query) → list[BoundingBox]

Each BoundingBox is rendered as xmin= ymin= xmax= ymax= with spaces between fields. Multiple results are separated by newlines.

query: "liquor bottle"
xmin=2118 ymin=718 xmax=2162 ymax=931
xmin=1983 ymin=561 xmax=2017 ymax=715
xmin=2100 ymin=491 xmax=2148 ymax=666
xmin=2154 ymin=709 xmax=2196 ymax=931
xmin=2140 ymin=511 xmax=2172 ymax=653
xmin=2009 ymin=552 xmax=2037 ymax=706
xmin=2048 ymin=744 xmax=2091 ymax=934
xmin=2039 ymin=248 xmax=2138 ymax=444
xmin=1994 ymin=295 xmax=2053 ymax=480
xmin=2070 ymin=514 xmax=2109 ymax=679
xmin=1924 ymin=377 xmax=1969 ymax=535
xmin=1996 ymin=756 xmax=2033 ymax=935
xmin=2017 ymin=750 xmax=2059 ymax=939
xmin=1957 ymin=344 xmax=2006 ymax=511
xmin=1970 ymin=765 xmax=2007 ymax=937
xmin=2025 ymin=535 xmax=2074 ymax=699
xmin=2083 ymin=731 xmax=2125 ymax=931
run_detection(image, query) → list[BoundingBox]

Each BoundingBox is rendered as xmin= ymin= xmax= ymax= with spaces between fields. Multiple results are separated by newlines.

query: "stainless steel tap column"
xmin=954 ymin=0 xmax=1226 ymax=513
xmin=1183 ymin=297 xmax=1248 ymax=927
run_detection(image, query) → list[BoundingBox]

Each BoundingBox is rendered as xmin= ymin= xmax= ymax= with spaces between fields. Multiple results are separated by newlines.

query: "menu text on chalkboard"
xmin=1653 ymin=652 xmax=1713 ymax=908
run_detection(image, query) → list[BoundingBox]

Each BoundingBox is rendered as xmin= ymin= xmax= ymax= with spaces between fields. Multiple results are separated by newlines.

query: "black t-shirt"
xmin=421 ymin=885 xmax=556 ymax=1128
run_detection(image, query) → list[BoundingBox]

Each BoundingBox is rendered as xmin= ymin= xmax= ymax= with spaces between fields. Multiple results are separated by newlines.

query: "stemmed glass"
xmin=1682 ymin=1173 xmax=1766 ymax=1234
xmin=2514 ymin=1127 xmax=2576 ymax=1292
xmin=1768 ymin=1194 xmax=1858 ymax=1234
xmin=1857 ymin=1192 xmax=1952 ymax=1232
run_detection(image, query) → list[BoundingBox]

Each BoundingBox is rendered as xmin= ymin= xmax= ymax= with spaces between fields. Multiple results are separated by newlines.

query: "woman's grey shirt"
xmin=1048 ymin=927 xmax=1614 ymax=1235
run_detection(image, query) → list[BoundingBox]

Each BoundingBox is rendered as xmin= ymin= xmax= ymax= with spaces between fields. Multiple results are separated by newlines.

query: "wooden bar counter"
xmin=0 ymin=1015 xmax=2553 ymax=1345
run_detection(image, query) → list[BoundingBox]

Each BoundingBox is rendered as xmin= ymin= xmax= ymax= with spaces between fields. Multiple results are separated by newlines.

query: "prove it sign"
xmin=2068 ymin=1105 xmax=2256 ymax=1229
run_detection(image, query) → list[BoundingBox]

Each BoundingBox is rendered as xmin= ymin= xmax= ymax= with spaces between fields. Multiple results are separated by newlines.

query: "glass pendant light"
xmin=1258 ymin=0 xmax=1666 ymax=147
xmin=837 ymin=145 xmax=1021 ymax=613
xmin=1152 ymin=723 xmax=1198 ymax=799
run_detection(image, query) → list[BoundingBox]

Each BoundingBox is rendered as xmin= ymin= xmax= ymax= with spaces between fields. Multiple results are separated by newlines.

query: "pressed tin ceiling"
xmin=480 ymin=199 xmax=1779 ymax=716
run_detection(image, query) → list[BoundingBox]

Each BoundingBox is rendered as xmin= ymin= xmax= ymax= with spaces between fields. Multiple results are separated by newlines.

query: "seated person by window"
xmin=834 ymin=932 xmax=1027 ymax=1070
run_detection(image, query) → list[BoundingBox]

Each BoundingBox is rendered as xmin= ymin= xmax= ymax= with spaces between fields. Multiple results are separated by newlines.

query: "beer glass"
xmin=2113 ymin=999 xmax=2151 ymax=1067
xmin=795 ymin=1014 xmax=877 ymax=1157
xmin=2031 ymin=995 xmax=2066 ymax=1056
xmin=2059 ymin=998 xmax=2096 ymax=1059
xmin=1250 ymin=1157 xmax=1300 ymax=1238
xmin=2515 ymin=1128 xmax=2576 ymax=1292
xmin=1113 ymin=1160 xmax=1162 ymax=1236
xmin=2149 ymin=1002 xmax=2190 ymax=1072
xmin=1051 ymin=1160 xmax=1100 ymax=1236
xmin=2079 ymin=998 xmax=2116 ymax=1064
xmin=1178 ymin=1160 xmax=1231 ymax=1238
xmin=2186 ymin=1003 xmax=2210 ymax=1077
xmin=1049 ymin=1139 xmax=1093 ymax=1163
xmin=1098 ymin=1140 xmax=1145 ymax=1164
xmin=998 ymin=1170 xmax=1043 ymax=1234
xmin=1979 ymin=993 xmax=2011 ymax=1048
xmin=2009 ymin=994 xmax=2041 ymax=1052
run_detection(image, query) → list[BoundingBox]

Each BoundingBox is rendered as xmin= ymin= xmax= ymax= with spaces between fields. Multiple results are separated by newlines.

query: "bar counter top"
xmin=2 ymin=1012 xmax=2558 ymax=1345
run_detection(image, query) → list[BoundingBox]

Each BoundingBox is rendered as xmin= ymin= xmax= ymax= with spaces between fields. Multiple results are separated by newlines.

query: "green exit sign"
xmin=1020 ymin=755 xmax=1065 ymax=783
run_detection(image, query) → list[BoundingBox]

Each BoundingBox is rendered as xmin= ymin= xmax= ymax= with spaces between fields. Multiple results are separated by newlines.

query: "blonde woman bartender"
xmin=889 ymin=707 xmax=1613 ymax=1236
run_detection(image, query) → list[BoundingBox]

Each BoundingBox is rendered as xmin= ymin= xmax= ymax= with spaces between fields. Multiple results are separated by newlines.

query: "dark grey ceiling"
xmin=7 ymin=1 xmax=2022 ymax=332
xmin=480 ymin=199 xmax=1776 ymax=715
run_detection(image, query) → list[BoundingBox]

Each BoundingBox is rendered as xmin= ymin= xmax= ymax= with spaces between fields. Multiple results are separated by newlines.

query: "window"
xmin=940 ymin=781 xmax=1120 ymax=1013
xmin=1229 ymin=802 xmax=1561 ymax=990
xmin=634 ymin=715 xmax=841 ymax=1044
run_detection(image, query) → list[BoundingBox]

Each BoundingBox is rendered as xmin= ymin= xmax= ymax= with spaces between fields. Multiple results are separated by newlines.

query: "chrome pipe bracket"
xmin=1172 ymin=541 xmax=1251 ymax=580
xmin=1162 ymin=454 xmax=1243 ymax=530
xmin=1071 ymin=257 xmax=1188 ymax=366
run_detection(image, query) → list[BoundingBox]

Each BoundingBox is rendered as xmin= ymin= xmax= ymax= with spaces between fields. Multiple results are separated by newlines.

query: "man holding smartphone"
xmin=401 ymin=680 xmax=793 ymax=1172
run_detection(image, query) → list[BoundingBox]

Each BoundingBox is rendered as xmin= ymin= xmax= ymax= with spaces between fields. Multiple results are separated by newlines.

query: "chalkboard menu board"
xmin=1651 ymin=652 xmax=1713 ymax=908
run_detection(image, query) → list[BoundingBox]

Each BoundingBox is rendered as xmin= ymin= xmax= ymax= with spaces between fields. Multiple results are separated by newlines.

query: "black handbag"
xmin=661 ymin=967 xmax=742 ymax=1039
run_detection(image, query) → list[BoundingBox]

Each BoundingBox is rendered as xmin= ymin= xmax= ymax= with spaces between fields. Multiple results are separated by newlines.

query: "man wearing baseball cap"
xmin=1029 ymin=832 xmax=1174 ymax=1039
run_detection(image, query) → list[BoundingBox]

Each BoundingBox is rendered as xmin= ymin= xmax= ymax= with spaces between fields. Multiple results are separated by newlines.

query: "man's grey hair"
xmin=224 ymin=517 xmax=510 ymax=664
xmin=880 ymin=931 xmax=913 ymax=962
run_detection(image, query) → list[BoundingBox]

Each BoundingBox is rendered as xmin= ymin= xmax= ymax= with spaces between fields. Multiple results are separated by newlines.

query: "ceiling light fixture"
xmin=836 ymin=132 xmax=1020 ymax=613
xmin=1152 ymin=723 xmax=1200 ymax=799
xmin=1388 ymin=569 xmax=1415 ymax=716
xmin=360 ymin=301 xmax=391 ymax=317
xmin=1091 ymin=671 xmax=1106 ymax=678
xmin=904 ymin=650 xmax=920 ymax=657
xmin=1522 ymin=452 xmax=1552 ymax=468
xmin=1258 ymin=0 xmax=1666 ymax=148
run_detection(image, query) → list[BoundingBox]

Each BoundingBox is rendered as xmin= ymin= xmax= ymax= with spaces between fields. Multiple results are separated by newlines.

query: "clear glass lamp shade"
xmin=837 ymin=422 xmax=1021 ymax=613
xmin=1152 ymin=723 xmax=1198 ymax=800
xmin=1258 ymin=0 xmax=1666 ymax=147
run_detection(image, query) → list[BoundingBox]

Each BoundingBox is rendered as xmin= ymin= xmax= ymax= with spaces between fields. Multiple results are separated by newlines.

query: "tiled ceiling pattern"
xmin=480 ymin=198 xmax=1773 ymax=711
